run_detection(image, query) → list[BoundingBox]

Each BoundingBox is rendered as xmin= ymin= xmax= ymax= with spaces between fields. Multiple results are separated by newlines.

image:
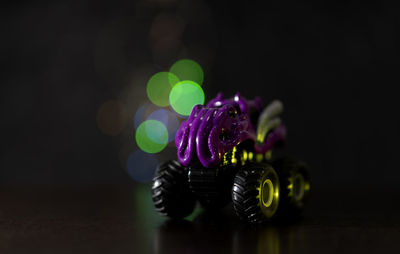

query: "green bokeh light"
xmin=169 ymin=80 xmax=205 ymax=116
xmin=169 ymin=59 xmax=204 ymax=85
xmin=136 ymin=120 xmax=168 ymax=153
xmin=146 ymin=72 xmax=179 ymax=107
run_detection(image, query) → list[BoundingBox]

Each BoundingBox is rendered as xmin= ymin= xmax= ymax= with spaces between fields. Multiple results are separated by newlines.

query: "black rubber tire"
xmin=152 ymin=160 xmax=196 ymax=219
xmin=272 ymin=157 xmax=311 ymax=214
xmin=232 ymin=163 xmax=280 ymax=224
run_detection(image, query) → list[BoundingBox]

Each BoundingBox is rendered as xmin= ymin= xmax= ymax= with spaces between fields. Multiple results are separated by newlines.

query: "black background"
xmin=2 ymin=1 xmax=400 ymax=254
xmin=1 ymin=0 xmax=400 ymax=187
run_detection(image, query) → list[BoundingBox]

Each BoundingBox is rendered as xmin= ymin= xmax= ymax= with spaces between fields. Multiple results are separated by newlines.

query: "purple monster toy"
xmin=152 ymin=93 xmax=311 ymax=223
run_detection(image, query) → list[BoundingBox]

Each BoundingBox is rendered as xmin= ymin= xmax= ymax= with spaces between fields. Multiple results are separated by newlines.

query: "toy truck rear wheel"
xmin=272 ymin=158 xmax=311 ymax=214
xmin=151 ymin=160 xmax=196 ymax=219
xmin=188 ymin=166 xmax=234 ymax=209
xmin=232 ymin=163 xmax=280 ymax=223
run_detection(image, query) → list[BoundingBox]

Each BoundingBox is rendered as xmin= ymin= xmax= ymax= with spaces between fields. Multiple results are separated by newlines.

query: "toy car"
xmin=151 ymin=93 xmax=310 ymax=223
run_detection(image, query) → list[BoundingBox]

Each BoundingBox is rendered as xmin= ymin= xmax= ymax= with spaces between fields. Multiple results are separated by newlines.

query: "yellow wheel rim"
xmin=261 ymin=179 xmax=274 ymax=207
xmin=288 ymin=169 xmax=310 ymax=204
xmin=257 ymin=166 xmax=280 ymax=218
xmin=293 ymin=173 xmax=305 ymax=202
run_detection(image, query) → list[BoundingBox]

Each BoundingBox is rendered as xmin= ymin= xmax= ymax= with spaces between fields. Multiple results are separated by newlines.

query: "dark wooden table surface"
xmin=1 ymin=184 xmax=399 ymax=254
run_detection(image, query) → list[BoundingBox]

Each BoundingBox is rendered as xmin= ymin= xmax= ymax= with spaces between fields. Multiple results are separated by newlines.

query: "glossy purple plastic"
xmin=175 ymin=93 xmax=286 ymax=168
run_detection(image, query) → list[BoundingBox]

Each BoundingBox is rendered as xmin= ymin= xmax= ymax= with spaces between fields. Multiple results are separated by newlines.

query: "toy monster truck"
xmin=152 ymin=93 xmax=310 ymax=223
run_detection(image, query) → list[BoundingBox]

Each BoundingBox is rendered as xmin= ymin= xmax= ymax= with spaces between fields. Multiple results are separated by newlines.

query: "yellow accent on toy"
xmin=265 ymin=150 xmax=272 ymax=160
xmin=241 ymin=150 xmax=248 ymax=165
xmin=231 ymin=146 xmax=237 ymax=165
xmin=248 ymin=151 xmax=254 ymax=161
xmin=223 ymin=152 xmax=229 ymax=166
xmin=256 ymin=153 xmax=263 ymax=162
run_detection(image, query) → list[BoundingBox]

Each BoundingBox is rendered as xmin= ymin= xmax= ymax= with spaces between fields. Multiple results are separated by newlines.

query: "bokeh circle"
xmin=148 ymin=109 xmax=180 ymax=142
xmin=96 ymin=100 xmax=128 ymax=136
xmin=169 ymin=80 xmax=205 ymax=116
xmin=146 ymin=72 xmax=179 ymax=107
xmin=169 ymin=59 xmax=204 ymax=85
xmin=126 ymin=150 xmax=158 ymax=183
xmin=136 ymin=120 xmax=168 ymax=153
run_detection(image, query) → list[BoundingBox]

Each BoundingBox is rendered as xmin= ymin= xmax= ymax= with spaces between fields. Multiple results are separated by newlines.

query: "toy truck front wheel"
xmin=232 ymin=162 xmax=280 ymax=223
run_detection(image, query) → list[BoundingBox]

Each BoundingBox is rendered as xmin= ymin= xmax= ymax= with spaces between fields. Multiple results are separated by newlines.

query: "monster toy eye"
xmin=234 ymin=105 xmax=241 ymax=114
xmin=228 ymin=108 xmax=238 ymax=118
